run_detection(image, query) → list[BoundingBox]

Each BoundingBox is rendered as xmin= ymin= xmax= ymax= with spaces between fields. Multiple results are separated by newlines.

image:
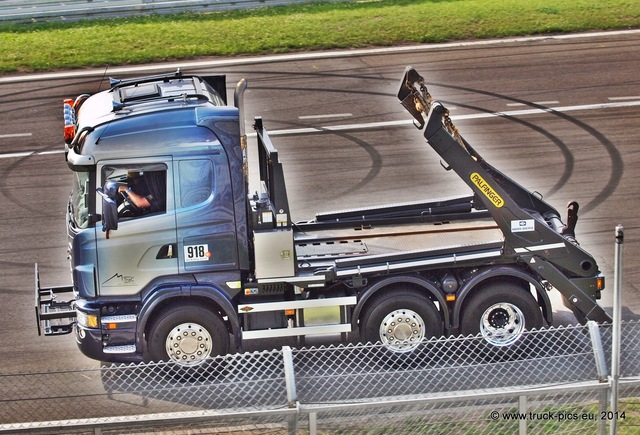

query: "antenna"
xmin=97 ymin=66 xmax=109 ymax=92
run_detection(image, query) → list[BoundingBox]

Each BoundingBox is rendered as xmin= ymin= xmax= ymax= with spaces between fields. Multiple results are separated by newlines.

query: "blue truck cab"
xmin=39 ymin=71 xmax=252 ymax=362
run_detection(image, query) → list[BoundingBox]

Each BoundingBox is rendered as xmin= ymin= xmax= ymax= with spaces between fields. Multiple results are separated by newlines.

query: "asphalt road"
xmin=1 ymin=31 xmax=639 ymax=376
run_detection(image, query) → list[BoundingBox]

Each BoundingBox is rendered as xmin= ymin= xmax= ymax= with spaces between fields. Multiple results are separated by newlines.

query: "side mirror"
xmin=96 ymin=181 xmax=119 ymax=233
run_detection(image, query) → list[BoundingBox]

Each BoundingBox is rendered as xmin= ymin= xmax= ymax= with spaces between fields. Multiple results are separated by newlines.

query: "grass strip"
xmin=1 ymin=0 xmax=639 ymax=74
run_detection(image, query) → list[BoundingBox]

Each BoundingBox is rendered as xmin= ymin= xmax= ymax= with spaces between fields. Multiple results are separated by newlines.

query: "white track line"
xmin=3 ymin=98 xmax=638 ymax=159
xmin=0 ymin=100 xmax=640 ymax=159
xmin=267 ymin=100 xmax=640 ymax=136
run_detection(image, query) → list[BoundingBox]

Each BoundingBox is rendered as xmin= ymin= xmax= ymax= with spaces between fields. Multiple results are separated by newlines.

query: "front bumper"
xmin=74 ymin=303 xmax=143 ymax=363
xmin=36 ymin=263 xmax=144 ymax=363
xmin=75 ymin=324 xmax=143 ymax=363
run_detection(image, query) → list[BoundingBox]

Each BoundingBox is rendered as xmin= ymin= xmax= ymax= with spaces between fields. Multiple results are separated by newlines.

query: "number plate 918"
xmin=184 ymin=244 xmax=210 ymax=262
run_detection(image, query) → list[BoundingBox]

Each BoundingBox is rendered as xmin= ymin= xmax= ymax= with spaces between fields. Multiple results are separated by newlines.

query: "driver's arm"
xmin=118 ymin=186 xmax=151 ymax=209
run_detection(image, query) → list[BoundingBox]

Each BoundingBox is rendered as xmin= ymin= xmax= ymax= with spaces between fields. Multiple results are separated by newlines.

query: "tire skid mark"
xmin=436 ymin=83 xmax=623 ymax=215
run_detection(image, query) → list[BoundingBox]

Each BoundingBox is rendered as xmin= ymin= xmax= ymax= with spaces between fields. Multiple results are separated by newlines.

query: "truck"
xmin=35 ymin=66 xmax=611 ymax=366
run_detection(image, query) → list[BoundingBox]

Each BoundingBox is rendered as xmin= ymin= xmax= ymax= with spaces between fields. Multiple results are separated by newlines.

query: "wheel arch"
xmin=136 ymin=284 xmax=240 ymax=353
xmin=452 ymin=266 xmax=551 ymax=329
xmin=351 ymin=274 xmax=449 ymax=330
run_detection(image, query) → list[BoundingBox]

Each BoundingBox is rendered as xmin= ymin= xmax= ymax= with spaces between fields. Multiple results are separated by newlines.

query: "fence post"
xmin=309 ymin=411 xmax=317 ymax=435
xmin=282 ymin=346 xmax=298 ymax=435
xmin=518 ymin=395 xmax=527 ymax=435
xmin=587 ymin=321 xmax=608 ymax=382
xmin=282 ymin=346 xmax=297 ymax=406
xmin=610 ymin=225 xmax=624 ymax=435
xmin=588 ymin=320 xmax=609 ymax=435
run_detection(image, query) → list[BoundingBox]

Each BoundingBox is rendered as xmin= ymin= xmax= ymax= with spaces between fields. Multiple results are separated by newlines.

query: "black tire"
xmin=360 ymin=290 xmax=443 ymax=358
xmin=460 ymin=283 xmax=543 ymax=359
xmin=147 ymin=304 xmax=230 ymax=367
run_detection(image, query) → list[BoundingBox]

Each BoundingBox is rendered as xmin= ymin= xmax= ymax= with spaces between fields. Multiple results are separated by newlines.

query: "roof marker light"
xmin=63 ymin=99 xmax=76 ymax=144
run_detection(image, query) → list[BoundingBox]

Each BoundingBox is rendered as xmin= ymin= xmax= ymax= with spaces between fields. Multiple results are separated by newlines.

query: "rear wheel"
xmin=460 ymin=283 xmax=543 ymax=348
xmin=361 ymin=290 xmax=443 ymax=353
xmin=147 ymin=304 xmax=229 ymax=366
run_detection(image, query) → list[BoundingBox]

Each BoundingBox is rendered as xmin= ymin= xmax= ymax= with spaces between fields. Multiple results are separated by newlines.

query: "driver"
xmin=117 ymin=170 xmax=165 ymax=216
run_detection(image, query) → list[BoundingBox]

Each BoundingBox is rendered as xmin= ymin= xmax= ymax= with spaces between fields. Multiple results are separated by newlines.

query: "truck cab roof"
xmin=67 ymin=71 xmax=240 ymax=164
xmin=76 ymin=71 xmax=227 ymax=132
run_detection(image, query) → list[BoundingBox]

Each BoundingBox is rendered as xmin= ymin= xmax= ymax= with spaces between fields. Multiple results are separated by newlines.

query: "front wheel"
xmin=460 ymin=283 xmax=543 ymax=348
xmin=147 ymin=304 xmax=230 ymax=366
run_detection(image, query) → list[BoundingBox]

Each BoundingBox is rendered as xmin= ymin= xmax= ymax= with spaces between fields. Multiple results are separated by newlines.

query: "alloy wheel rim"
xmin=479 ymin=303 xmax=525 ymax=346
xmin=379 ymin=308 xmax=426 ymax=352
xmin=165 ymin=322 xmax=212 ymax=365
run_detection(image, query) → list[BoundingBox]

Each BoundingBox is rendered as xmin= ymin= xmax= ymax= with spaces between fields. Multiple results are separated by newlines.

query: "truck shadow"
xmin=100 ymin=350 xmax=289 ymax=410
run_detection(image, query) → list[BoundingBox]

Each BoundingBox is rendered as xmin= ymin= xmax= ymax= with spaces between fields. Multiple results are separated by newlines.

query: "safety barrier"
xmin=0 ymin=0 xmax=349 ymax=24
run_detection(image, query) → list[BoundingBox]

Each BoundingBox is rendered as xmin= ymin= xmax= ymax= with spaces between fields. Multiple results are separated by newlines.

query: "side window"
xmin=102 ymin=163 xmax=167 ymax=219
xmin=179 ymin=160 xmax=213 ymax=208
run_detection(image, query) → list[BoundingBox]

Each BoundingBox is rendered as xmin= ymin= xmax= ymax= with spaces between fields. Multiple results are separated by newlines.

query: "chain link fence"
xmin=1 ymin=320 xmax=638 ymax=434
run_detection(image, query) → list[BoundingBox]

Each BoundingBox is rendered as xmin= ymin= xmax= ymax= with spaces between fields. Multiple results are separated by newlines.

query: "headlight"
xmin=76 ymin=310 xmax=99 ymax=329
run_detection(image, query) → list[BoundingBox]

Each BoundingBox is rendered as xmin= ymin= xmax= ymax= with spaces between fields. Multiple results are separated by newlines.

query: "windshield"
xmin=71 ymin=171 xmax=91 ymax=229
